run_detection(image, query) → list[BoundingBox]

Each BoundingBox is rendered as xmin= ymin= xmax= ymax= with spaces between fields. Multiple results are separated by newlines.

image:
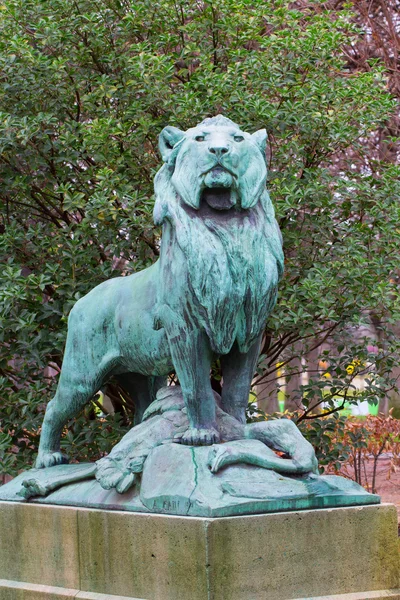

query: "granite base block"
xmin=0 ymin=502 xmax=398 ymax=600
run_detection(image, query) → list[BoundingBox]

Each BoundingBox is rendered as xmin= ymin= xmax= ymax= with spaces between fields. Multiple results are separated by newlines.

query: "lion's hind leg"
xmin=116 ymin=372 xmax=166 ymax=425
xmin=36 ymin=381 xmax=80 ymax=469
xmin=36 ymin=351 xmax=120 ymax=469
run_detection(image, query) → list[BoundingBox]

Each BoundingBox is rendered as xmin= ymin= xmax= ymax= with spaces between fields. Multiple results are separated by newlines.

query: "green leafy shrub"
xmin=0 ymin=0 xmax=399 ymax=474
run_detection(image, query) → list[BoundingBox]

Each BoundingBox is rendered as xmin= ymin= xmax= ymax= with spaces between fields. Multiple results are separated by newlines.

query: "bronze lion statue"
xmin=36 ymin=115 xmax=283 ymax=468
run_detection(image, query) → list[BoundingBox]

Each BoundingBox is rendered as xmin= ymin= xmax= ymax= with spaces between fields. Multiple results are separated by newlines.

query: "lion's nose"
xmin=209 ymin=144 xmax=230 ymax=158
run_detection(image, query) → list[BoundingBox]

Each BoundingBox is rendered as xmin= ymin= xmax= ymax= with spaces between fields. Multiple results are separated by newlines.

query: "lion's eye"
xmin=195 ymin=135 xmax=205 ymax=142
xmin=234 ymin=135 xmax=244 ymax=142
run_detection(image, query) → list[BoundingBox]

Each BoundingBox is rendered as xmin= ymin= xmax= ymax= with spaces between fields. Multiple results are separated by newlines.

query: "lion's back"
xmin=67 ymin=264 xmax=158 ymax=334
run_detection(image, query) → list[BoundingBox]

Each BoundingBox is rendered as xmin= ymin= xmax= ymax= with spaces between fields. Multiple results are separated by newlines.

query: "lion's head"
xmin=154 ymin=115 xmax=267 ymax=219
xmin=153 ymin=116 xmax=283 ymax=355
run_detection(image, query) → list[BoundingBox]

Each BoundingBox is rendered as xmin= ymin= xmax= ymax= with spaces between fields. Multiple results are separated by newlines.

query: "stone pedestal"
xmin=0 ymin=501 xmax=398 ymax=600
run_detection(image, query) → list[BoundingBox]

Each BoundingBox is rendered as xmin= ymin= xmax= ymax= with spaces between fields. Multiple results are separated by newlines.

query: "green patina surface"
xmin=0 ymin=387 xmax=379 ymax=517
xmin=0 ymin=117 xmax=380 ymax=515
xmin=0 ymin=461 xmax=379 ymax=517
xmin=35 ymin=115 xmax=283 ymax=470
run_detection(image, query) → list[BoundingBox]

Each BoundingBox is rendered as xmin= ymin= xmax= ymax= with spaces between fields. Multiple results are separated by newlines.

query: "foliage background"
xmin=0 ymin=0 xmax=399 ymax=476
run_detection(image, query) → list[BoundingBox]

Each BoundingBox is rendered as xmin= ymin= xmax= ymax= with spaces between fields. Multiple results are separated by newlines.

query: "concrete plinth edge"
xmin=294 ymin=592 xmax=400 ymax=600
xmin=0 ymin=501 xmax=398 ymax=600
xmin=0 ymin=579 xmax=146 ymax=600
xmin=1 ymin=581 xmax=399 ymax=600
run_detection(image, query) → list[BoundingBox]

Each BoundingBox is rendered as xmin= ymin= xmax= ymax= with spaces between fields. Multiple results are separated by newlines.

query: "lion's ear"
xmin=239 ymin=132 xmax=268 ymax=208
xmin=251 ymin=129 xmax=268 ymax=161
xmin=159 ymin=126 xmax=185 ymax=162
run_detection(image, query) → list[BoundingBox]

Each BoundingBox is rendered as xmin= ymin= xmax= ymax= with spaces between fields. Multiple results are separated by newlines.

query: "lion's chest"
xmin=161 ymin=241 xmax=278 ymax=355
xmin=158 ymin=207 xmax=282 ymax=354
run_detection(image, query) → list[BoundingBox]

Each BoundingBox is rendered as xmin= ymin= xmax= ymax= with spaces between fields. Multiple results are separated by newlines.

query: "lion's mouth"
xmin=202 ymin=187 xmax=235 ymax=211
xmin=202 ymin=167 xmax=236 ymax=210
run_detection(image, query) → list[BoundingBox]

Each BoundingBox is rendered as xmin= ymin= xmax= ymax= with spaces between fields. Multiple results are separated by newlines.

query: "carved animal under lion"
xmin=36 ymin=115 xmax=284 ymax=468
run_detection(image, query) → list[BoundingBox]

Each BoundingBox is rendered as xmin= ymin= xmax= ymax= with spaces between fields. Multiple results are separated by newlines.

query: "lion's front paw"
xmin=177 ymin=427 xmax=220 ymax=446
xmin=96 ymin=457 xmax=137 ymax=494
xmin=35 ymin=451 xmax=69 ymax=469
